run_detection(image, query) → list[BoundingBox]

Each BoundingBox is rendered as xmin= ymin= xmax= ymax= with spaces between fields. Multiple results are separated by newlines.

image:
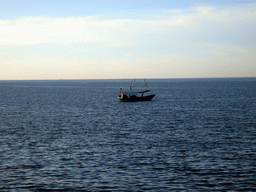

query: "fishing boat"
xmin=118 ymin=80 xmax=155 ymax=102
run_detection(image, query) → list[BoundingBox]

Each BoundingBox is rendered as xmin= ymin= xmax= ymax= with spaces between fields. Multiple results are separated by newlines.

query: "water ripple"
xmin=0 ymin=79 xmax=256 ymax=191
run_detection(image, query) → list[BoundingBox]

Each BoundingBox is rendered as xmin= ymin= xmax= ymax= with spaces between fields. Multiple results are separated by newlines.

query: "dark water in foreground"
xmin=0 ymin=78 xmax=256 ymax=191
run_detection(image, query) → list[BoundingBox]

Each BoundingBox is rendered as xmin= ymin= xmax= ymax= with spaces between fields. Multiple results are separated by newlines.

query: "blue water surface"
xmin=0 ymin=78 xmax=256 ymax=191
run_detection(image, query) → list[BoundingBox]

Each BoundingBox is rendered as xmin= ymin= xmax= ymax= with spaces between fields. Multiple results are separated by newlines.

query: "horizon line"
xmin=1 ymin=76 xmax=256 ymax=81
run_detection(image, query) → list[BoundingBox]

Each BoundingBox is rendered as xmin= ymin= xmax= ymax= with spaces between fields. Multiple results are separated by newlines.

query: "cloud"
xmin=0 ymin=3 xmax=255 ymax=47
xmin=1 ymin=3 xmax=256 ymax=80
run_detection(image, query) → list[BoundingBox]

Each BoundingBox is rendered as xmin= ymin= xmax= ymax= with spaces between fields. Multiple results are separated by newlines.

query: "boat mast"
xmin=130 ymin=79 xmax=135 ymax=90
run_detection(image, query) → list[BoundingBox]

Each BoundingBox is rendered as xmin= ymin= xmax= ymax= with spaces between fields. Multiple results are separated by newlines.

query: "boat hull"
xmin=120 ymin=94 xmax=155 ymax=102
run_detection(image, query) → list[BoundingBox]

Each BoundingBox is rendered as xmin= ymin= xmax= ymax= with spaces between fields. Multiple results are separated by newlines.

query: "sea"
xmin=0 ymin=78 xmax=256 ymax=191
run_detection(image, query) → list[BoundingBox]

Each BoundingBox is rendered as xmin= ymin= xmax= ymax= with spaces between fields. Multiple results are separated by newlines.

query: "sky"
xmin=0 ymin=0 xmax=256 ymax=80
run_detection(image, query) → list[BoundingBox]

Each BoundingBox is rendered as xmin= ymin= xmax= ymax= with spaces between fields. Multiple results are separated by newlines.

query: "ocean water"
xmin=0 ymin=78 xmax=256 ymax=191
